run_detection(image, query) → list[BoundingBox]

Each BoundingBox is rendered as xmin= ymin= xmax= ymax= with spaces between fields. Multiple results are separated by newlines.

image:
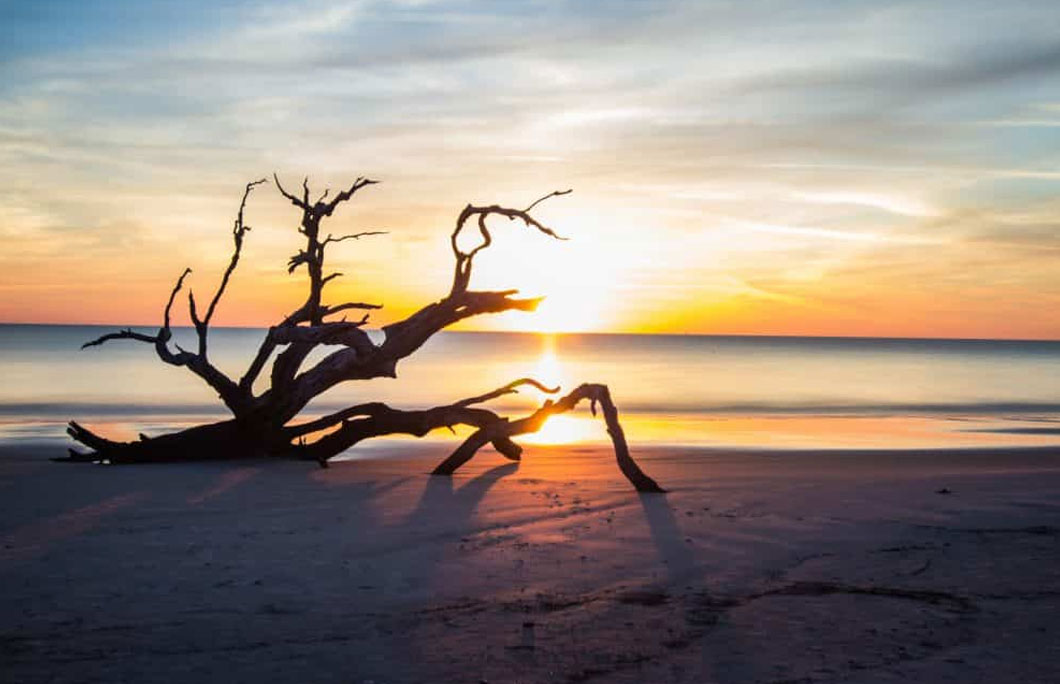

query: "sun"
xmin=530 ymin=288 xmax=607 ymax=333
xmin=461 ymin=206 xmax=638 ymax=333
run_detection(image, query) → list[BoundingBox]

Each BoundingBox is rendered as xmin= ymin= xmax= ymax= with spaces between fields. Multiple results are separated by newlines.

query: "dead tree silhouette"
xmin=60 ymin=176 xmax=664 ymax=493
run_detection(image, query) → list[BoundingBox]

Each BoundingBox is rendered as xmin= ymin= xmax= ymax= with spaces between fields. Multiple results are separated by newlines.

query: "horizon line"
xmin=2 ymin=321 xmax=1058 ymax=345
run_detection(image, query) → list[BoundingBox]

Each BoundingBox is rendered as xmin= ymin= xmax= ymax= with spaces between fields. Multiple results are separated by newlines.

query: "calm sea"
xmin=2 ymin=324 xmax=1059 ymax=452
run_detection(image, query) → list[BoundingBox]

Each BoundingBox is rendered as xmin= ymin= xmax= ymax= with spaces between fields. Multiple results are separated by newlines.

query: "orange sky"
xmin=4 ymin=181 xmax=1056 ymax=340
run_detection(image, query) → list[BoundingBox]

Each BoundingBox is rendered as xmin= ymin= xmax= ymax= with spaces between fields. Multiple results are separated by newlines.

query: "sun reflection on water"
xmin=520 ymin=334 xmax=596 ymax=444
xmin=522 ymin=414 xmax=600 ymax=445
xmin=531 ymin=334 xmax=567 ymax=388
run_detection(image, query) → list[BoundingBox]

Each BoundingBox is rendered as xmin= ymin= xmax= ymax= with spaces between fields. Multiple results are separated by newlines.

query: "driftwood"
xmin=59 ymin=176 xmax=664 ymax=493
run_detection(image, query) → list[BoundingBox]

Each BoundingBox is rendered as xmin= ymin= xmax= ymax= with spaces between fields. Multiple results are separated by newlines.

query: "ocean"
xmin=2 ymin=324 xmax=1059 ymax=452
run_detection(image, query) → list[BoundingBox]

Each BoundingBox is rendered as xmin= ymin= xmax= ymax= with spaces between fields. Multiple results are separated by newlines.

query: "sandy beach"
xmin=2 ymin=443 xmax=1059 ymax=683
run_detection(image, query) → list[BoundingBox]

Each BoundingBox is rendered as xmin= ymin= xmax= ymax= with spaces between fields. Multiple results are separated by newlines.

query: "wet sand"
xmin=2 ymin=443 xmax=1059 ymax=683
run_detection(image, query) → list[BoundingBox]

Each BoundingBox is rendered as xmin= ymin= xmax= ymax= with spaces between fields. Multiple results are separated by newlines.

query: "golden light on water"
xmin=521 ymin=414 xmax=599 ymax=445
xmin=531 ymin=335 xmax=567 ymax=387
xmin=519 ymin=335 xmax=595 ymax=444
xmin=507 ymin=335 xmax=1060 ymax=449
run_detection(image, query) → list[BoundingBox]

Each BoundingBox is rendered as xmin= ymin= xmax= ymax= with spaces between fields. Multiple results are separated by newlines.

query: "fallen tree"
xmin=59 ymin=176 xmax=664 ymax=492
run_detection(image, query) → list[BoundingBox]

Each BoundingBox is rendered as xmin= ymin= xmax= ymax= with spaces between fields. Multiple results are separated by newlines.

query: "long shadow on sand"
xmin=404 ymin=462 xmax=520 ymax=530
xmin=638 ymin=492 xmax=696 ymax=584
xmin=374 ymin=462 xmax=521 ymax=588
xmin=402 ymin=462 xmax=519 ymax=530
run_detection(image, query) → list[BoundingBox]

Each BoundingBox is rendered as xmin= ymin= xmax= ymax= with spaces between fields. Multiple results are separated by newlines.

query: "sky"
xmin=1 ymin=0 xmax=1058 ymax=338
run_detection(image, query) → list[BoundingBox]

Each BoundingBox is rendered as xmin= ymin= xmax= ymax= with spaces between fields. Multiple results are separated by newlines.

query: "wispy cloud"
xmin=737 ymin=41 xmax=1060 ymax=102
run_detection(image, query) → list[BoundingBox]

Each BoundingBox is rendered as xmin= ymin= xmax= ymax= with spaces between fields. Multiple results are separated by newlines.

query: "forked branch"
xmin=77 ymin=181 xmax=266 ymax=415
xmin=278 ymin=190 xmax=573 ymax=420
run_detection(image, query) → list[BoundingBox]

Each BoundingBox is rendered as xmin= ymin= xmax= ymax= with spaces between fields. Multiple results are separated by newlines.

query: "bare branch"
xmin=274 ymin=291 xmax=542 ymax=425
xmin=271 ymin=174 xmax=383 ymax=390
xmin=273 ymin=172 xmax=308 ymax=210
xmin=449 ymin=190 xmax=571 ymax=295
xmin=465 ymin=213 xmax=493 ymax=261
xmin=452 ymin=378 xmax=559 ymax=408
xmin=524 ymin=188 xmax=572 ymax=213
xmin=163 ymin=267 xmax=193 ymax=334
xmin=283 ymin=401 xmax=503 ymax=450
xmin=81 ymin=265 xmax=190 ymax=350
xmin=81 ymin=261 xmax=244 ymax=414
xmin=188 ymin=289 xmax=202 ymax=329
xmin=322 ymin=301 xmax=383 ymax=318
xmin=434 ymin=383 xmax=665 ymax=493
xmin=287 ymin=250 xmax=311 ymax=274
xmin=240 ymin=342 xmax=277 ymax=392
xmin=320 ymin=177 xmax=379 ymax=216
xmin=280 ymin=380 xmax=662 ymax=492
xmin=286 ymin=376 xmax=556 ymax=439
xmin=203 ymin=178 xmax=266 ymax=326
xmin=269 ymin=321 xmax=373 ymax=347
xmin=283 ymin=402 xmax=389 ymax=439
xmin=81 ymin=329 xmax=159 ymax=349
xmin=322 ymin=230 xmax=387 ymax=246
xmin=241 ymin=299 xmax=380 ymax=397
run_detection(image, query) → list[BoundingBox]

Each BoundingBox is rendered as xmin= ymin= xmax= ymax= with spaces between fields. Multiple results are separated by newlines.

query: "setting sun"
xmin=466 ymin=206 xmax=646 ymax=333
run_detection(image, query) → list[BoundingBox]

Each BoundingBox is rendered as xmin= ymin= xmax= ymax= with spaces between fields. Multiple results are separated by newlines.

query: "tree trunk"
xmin=61 ymin=419 xmax=272 ymax=464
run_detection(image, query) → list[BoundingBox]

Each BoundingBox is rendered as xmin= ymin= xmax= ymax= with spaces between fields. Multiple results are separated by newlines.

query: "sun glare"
xmin=466 ymin=206 xmax=642 ymax=333
xmin=531 ymin=294 xmax=605 ymax=334
xmin=521 ymin=414 xmax=598 ymax=445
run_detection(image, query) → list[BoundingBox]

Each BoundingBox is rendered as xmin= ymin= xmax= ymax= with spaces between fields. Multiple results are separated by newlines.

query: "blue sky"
xmin=1 ymin=0 xmax=1058 ymax=336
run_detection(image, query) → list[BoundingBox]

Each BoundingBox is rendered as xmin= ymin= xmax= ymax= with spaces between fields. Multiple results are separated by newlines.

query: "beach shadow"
xmin=405 ymin=462 xmax=520 ymax=528
xmin=363 ymin=463 xmax=521 ymax=605
xmin=638 ymin=492 xmax=696 ymax=583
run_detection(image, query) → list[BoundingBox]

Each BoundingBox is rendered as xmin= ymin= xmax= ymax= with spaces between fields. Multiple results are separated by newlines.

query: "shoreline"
xmin=3 ymin=411 xmax=1060 ymax=455
xmin=5 ymin=321 xmax=1060 ymax=345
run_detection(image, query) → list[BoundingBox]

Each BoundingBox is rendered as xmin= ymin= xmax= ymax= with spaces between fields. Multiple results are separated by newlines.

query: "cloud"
xmin=737 ymin=41 xmax=1060 ymax=101
xmin=918 ymin=205 xmax=1060 ymax=253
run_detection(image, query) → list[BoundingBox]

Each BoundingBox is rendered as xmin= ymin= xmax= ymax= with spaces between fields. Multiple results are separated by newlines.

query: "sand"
xmin=2 ymin=442 xmax=1059 ymax=683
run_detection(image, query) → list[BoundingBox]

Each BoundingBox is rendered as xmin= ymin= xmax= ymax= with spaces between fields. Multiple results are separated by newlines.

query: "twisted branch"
xmin=449 ymin=189 xmax=571 ymax=295
xmin=283 ymin=380 xmax=662 ymax=492
xmin=434 ymin=383 xmax=665 ymax=493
